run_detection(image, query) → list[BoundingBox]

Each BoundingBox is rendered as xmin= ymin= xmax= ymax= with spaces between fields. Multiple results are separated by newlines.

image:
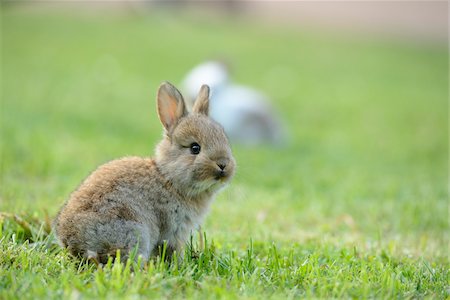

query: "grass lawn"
xmin=1 ymin=5 xmax=448 ymax=299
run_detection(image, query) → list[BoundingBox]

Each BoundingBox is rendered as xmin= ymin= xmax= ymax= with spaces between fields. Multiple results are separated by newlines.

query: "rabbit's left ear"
xmin=157 ymin=82 xmax=187 ymax=131
xmin=192 ymin=84 xmax=210 ymax=116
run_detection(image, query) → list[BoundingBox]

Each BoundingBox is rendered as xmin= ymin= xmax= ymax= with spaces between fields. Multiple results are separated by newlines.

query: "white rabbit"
xmin=182 ymin=60 xmax=287 ymax=146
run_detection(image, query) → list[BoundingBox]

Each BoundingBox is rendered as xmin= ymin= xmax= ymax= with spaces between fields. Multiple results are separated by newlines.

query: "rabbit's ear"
xmin=192 ymin=84 xmax=210 ymax=116
xmin=157 ymin=82 xmax=187 ymax=131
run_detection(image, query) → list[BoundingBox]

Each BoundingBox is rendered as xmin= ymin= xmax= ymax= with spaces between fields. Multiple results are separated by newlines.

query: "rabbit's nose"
xmin=216 ymin=158 xmax=229 ymax=170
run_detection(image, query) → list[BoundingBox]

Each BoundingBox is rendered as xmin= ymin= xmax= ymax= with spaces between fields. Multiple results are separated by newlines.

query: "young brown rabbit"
xmin=53 ymin=82 xmax=235 ymax=264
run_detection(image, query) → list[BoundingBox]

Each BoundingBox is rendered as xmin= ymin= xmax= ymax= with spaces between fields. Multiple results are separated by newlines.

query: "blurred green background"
xmin=1 ymin=2 xmax=448 ymax=262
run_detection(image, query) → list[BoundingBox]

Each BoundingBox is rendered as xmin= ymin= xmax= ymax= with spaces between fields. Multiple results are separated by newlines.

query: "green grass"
xmin=1 ymin=5 xmax=448 ymax=299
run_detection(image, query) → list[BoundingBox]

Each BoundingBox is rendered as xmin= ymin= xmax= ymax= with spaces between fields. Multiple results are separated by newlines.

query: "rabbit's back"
xmin=53 ymin=157 xmax=170 ymax=259
xmin=61 ymin=157 xmax=158 ymax=215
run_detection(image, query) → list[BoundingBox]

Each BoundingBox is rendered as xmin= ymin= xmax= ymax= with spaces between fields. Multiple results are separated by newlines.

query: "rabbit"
xmin=182 ymin=60 xmax=287 ymax=146
xmin=52 ymin=82 xmax=236 ymax=264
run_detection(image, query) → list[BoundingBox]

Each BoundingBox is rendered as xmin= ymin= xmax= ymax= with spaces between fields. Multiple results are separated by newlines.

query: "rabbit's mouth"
xmin=188 ymin=164 xmax=233 ymax=195
xmin=214 ymin=170 xmax=230 ymax=181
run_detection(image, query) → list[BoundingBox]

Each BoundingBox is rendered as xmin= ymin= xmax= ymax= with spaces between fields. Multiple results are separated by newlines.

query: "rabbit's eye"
xmin=190 ymin=143 xmax=201 ymax=155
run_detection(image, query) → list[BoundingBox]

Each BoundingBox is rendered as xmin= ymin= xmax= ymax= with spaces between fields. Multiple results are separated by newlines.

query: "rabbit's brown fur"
xmin=53 ymin=82 xmax=235 ymax=263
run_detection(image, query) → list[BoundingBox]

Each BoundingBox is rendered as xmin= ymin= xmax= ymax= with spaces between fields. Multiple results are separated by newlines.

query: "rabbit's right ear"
xmin=192 ymin=84 xmax=210 ymax=116
xmin=157 ymin=82 xmax=187 ymax=132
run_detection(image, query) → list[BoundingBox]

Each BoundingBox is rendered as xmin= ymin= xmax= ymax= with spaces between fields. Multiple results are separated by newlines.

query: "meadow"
xmin=1 ymin=5 xmax=448 ymax=299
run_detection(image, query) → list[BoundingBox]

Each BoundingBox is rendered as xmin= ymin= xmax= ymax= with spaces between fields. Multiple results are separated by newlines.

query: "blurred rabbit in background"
xmin=182 ymin=61 xmax=287 ymax=146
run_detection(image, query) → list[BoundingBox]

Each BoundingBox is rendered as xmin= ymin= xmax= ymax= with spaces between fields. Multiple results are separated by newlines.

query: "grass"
xmin=1 ymin=4 xmax=448 ymax=299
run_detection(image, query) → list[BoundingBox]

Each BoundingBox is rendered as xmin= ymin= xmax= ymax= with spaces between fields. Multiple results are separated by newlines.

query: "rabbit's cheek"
xmin=192 ymin=167 xmax=213 ymax=182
